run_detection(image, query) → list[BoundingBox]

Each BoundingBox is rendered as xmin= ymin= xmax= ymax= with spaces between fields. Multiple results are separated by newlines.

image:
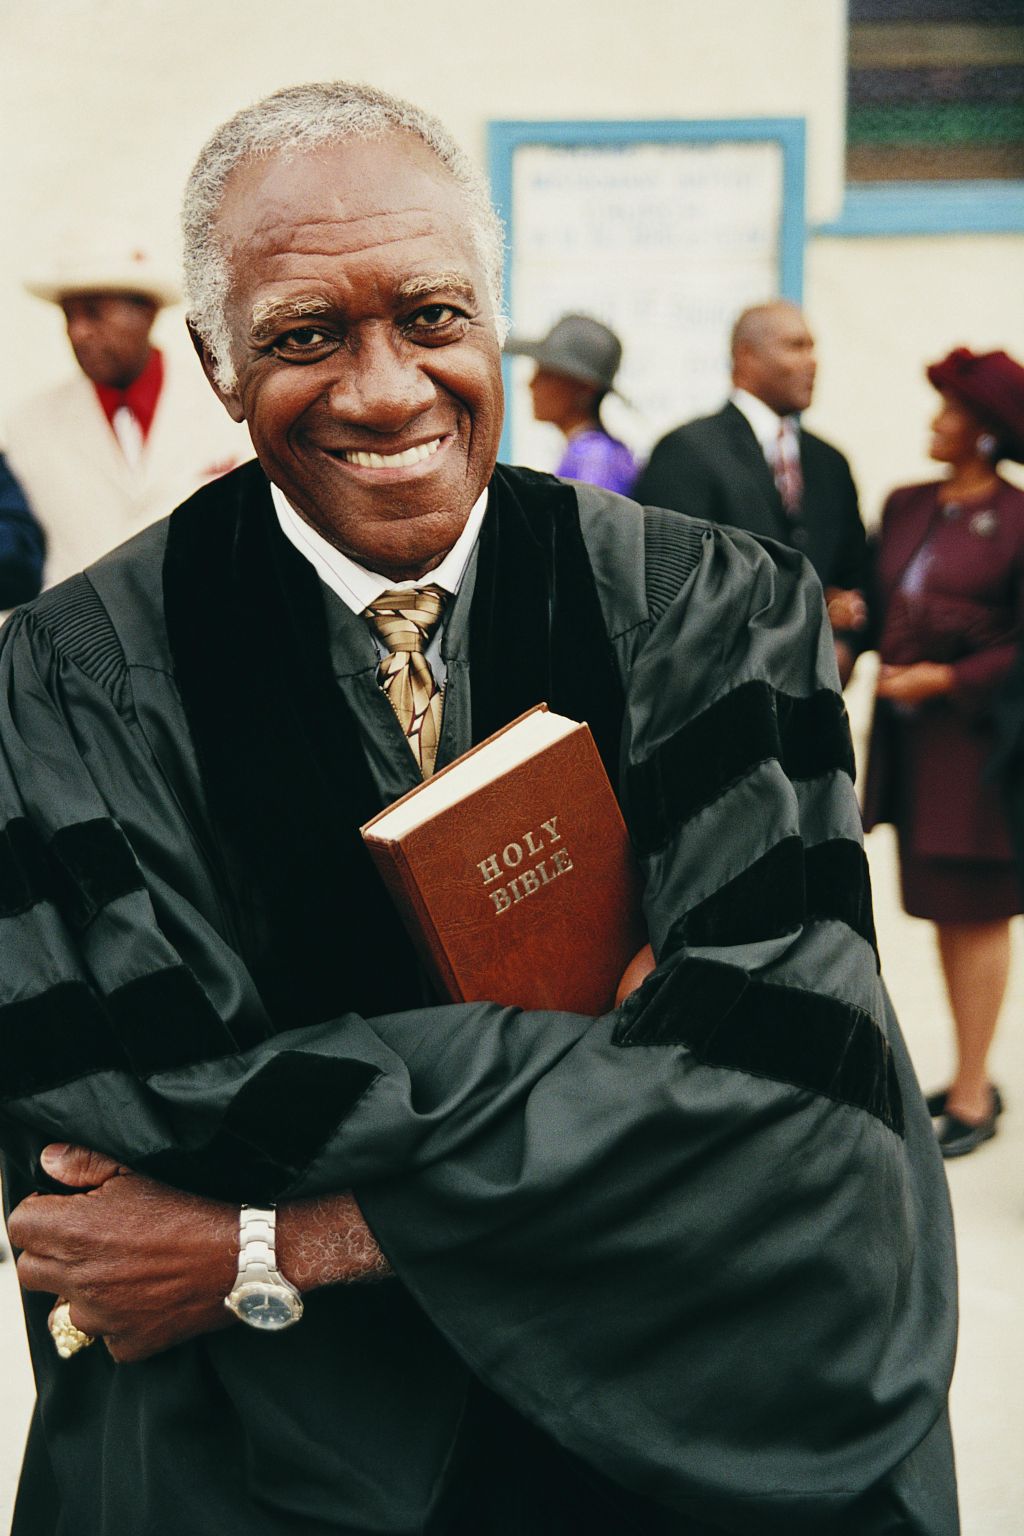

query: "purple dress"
xmin=556 ymin=428 xmax=640 ymax=497
xmin=863 ymin=478 xmax=1024 ymax=920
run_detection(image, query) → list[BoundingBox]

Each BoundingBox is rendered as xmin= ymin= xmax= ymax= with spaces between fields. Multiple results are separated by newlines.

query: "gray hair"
xmin=181 ymin=81 xmax=508 ymax=389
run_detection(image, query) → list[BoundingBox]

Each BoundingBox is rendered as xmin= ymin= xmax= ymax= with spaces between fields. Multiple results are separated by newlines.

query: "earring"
xmin=977 ymin=432 xmax=998 ymax=459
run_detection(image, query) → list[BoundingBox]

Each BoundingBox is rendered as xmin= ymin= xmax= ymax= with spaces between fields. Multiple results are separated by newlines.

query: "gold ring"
xmin=48 ymin=1300 xmax=95 ymax=1359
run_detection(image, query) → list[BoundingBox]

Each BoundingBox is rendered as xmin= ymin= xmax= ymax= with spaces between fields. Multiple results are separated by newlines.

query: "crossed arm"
xmin=9 ymin=1145 xmax=390 ymax=1362
xmin=10 ymin=945 xmax=659 ymax=1365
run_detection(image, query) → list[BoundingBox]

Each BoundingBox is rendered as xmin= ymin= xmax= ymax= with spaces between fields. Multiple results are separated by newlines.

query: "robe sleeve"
xmin=0 ymin=531 xmax=957 ymax=1533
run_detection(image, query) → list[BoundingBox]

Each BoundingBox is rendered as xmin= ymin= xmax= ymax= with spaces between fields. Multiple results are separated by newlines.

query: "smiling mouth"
xmin=338 ymin=437 xmax=444 ymax=469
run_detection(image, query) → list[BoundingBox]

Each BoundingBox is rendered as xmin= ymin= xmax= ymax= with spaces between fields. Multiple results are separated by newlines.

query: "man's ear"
xmin=187 ymin=319 xmax=245 ymax=423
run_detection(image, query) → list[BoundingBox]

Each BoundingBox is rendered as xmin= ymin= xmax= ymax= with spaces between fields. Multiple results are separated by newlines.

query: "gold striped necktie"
xmin=364 ymin=585 xmax=447 ymax=777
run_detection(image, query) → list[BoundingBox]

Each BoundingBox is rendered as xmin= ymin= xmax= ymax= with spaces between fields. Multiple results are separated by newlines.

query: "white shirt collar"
xmin=270 ymin=481 xmax=489 ymax=615
xmin=730 ymin=388 xmax=798 ymax=458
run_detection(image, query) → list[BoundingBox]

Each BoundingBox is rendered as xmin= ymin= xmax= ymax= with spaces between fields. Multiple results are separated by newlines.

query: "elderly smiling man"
xmin=0 ymin=83 xmax=957 ymax=1536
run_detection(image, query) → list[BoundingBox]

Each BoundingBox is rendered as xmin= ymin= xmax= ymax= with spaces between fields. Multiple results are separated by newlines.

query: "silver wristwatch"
xmin=224 ymin=1205 xmax=304 ymax=1331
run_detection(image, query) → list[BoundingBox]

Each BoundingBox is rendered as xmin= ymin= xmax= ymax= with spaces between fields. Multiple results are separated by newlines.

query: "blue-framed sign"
xmin=488 ymin=118 xmax=807 ymax=465
xmin=816 ymin=181 xmax=1024 ymax=238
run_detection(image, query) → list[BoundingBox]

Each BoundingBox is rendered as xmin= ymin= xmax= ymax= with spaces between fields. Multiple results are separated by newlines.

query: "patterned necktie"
xmin=773 ymin=420 xmax=803 ymax=517
xmin=364 ymin=585 xmax=446 ymax=777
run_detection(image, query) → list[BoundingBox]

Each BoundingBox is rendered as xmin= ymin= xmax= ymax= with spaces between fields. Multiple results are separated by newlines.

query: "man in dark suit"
xmin=634 ymin=301 xmax=869 ymax=683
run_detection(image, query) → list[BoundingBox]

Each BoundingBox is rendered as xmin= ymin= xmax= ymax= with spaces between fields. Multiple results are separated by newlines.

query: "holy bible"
xmin=360 ymin=706 xmax=646 ymax=1014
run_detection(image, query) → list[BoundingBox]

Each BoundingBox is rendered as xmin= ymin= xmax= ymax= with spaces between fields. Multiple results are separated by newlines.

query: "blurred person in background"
xmin=0 ymin=454 xmax=44 ymax=612
xmin=863 ymin=347 xmax=1024 ymax=1158
xmin=4 ymin=231 xmax=245 ymax=587
xmin=993 ymin=638 xmax=1024 ymax=902
xmin=634 ymin=300 xmax=869 ymax=685
xmin=506 ymin=313 xmax=640 ymax=494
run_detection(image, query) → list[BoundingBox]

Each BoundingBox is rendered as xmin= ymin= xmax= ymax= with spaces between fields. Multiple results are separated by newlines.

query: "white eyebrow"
xmin=249 ymin=294 xmax=333 ymax=338
xmin=396 ymin=272 xmax=477 ymax=303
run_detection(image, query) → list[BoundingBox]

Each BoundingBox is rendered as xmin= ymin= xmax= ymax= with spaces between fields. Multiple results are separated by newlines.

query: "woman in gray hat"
xmin=507 ymin=314 xmax=640 ymax=495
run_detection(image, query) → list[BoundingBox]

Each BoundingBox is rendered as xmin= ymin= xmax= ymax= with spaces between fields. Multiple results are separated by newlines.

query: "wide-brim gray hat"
xmin=505 ymin=313 xmax=624 ymax=393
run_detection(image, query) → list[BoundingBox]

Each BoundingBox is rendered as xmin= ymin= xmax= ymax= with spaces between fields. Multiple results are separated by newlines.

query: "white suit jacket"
xmin=5 ymin=352 xmax=250 ymax=587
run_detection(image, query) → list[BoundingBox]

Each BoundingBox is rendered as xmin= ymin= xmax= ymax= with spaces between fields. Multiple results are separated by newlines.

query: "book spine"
xmin=362 ymin=837 xmax=466 ymax=1002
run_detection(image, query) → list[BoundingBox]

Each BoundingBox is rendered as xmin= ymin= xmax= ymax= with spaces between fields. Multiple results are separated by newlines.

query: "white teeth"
xmin=343 ymin=438 xmax=442 ymax=469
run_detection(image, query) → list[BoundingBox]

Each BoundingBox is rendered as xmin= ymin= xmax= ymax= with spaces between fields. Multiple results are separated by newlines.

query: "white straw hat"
xmin=24 ymin=227 xmax=181 ymax=308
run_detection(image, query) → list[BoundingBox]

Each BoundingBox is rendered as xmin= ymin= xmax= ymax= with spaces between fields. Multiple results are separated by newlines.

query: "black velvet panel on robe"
xmin=469 ymin=464 xmax=625 ymax=785
xmin=0 ymin=815 xmax=144 ymax=926
xmin=162 ymin=461 xmax=624 ymax=1034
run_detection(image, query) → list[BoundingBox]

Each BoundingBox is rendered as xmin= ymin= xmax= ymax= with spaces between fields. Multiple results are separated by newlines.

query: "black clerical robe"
xmin=0 ymin=463 xmax=957 ymax=1535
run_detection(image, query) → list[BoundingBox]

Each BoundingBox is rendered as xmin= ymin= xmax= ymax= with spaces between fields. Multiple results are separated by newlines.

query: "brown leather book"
xmin=361 ymin=706 xmax=646 ymax=1014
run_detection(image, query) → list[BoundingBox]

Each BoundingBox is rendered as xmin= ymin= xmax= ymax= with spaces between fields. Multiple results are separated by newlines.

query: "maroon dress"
xmin=863 ymin=477 xmax=1024 ymax=920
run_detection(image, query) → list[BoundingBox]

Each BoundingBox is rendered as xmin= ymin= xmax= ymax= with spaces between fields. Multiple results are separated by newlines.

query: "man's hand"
xmin=10 ymin=1147 xmax=237 ymax=1363
xmin=615 ymin=943 xmax=656 ymax=1005
xmin=40 ymin=1144 xmax=126 ymax=1188
xmin=824 ymin=587 xmax=868 ymax=633
xmin=875 ymin=661 xmax=954 ymax=705
xmin=200 ymin=457 xmax=241 ymax=481
xmin=8 ymin=1144 xmax=391 ymax=1363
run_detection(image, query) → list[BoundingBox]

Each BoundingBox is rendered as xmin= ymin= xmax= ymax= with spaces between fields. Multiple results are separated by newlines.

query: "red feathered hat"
xmin=926 ymin=347 xmax=1024 ymax=463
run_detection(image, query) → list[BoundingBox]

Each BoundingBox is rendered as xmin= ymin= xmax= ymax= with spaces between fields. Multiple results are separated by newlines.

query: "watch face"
xmin=230 ymin=1283 xmax=303 ymax=1331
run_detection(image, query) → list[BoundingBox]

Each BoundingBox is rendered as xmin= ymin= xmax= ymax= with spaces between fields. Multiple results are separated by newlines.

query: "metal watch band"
xmin=226 ymin=1204 xmax=303 ymax=1330
xmin=236 ymin=1204 xmax=279 ymax=1283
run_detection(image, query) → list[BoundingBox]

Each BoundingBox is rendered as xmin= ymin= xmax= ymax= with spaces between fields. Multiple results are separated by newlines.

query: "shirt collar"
xmin=270 ymin=480 xmax=489 ymax=615
xmin=730 ymin=388 xmax=798 ymax=456
xmin=93 ymin=347 xmax=164 ymax=439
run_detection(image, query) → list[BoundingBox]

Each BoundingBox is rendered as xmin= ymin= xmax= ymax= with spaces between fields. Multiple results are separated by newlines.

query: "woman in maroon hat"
xmin=864 ymin=347 xmax=1024 ymax=1157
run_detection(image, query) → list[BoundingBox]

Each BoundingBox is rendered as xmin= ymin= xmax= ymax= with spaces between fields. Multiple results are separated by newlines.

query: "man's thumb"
xmin=40 ymin=1143 xmax=125 ymax=1188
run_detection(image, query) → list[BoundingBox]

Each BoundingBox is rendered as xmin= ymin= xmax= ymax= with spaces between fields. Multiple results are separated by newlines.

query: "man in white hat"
xmin=4 ymin=234 xmax=247 ymax=587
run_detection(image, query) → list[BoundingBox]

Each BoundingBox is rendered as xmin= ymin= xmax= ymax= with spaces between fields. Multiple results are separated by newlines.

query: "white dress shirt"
xmin=730 ymin=388 xmax=799 ymax=468
xmin=271 ymin=482 xmax=488 ymax=683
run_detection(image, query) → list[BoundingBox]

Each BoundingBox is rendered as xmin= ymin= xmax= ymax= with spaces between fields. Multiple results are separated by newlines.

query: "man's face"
xmin=737 ymin=305 xmax=817 ymax=417
xmin=61 ymin=292 xmax=157 ymax=389
xmin=205 ymin=134 xmax=504 ymax=581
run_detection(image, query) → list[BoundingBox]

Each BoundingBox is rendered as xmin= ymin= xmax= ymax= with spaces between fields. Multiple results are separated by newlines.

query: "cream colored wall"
xmin=1 ymin=0 xmax=1021 ymax=515
xmin=806 ymin=233 xmax=1024 ymax=526
xmin=0 ymin=0 xmax=844 ymax=430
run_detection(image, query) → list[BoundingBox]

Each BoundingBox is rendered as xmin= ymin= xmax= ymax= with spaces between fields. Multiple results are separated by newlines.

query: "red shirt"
xmin=93 ymin=347 xmax=164 ymax=441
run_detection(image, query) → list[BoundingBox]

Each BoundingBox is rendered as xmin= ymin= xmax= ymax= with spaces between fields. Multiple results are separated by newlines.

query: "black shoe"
xmin=926 ymin=1084 xmax=1004 ymax=1118
xmin=937 ymin=1109 xmax=998 ymax=1158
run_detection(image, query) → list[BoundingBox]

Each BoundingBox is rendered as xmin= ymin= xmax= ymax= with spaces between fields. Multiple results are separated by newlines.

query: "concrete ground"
xmin=0 ymin=659 xmax=1021 ymax=1531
